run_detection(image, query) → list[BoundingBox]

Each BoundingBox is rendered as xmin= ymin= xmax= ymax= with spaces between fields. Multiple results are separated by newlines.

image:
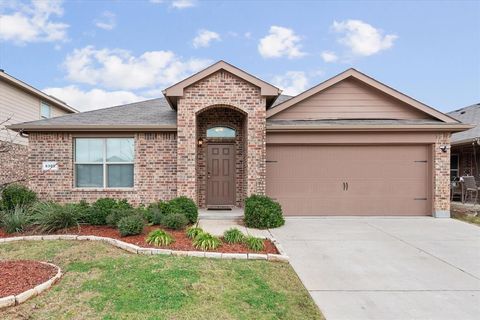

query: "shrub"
xmin=106 ymin=208 xmax=135 ymax=227
xmin=223 ymin=228 xmax=245 ymax=244
xmin=117 ymin=215 xmax=144 ymax=237
xmin=146 ymin=229 xmax=174 ymax=246
xmin=1 ymin=184 xmax=37 ymax=210
xmin=2 ymin=206 xmax=32 ymax=234
xmin=186 ymin=226 xmax=203 ymax=239
xmin=168 ymin=196 xmax=198 ymax=223
xmin=85 ymin=198 xmax=132 ymax=225
xmin=32 ymin=202 xmax=79 ymax=233
xmin=245 ymin=236 xmax=265 ymax=252
xmin=193 ymin=232 xmax=222 ymax=251
xmin=162 ymin=213 xmax=188 ymax=230
xmin=74 ymin=200 xmax=91 ymax=223
xmin=145 ymin=201 xmax=171 ymax=225
xmin=244 ymin=195 xmax=285 ymax=229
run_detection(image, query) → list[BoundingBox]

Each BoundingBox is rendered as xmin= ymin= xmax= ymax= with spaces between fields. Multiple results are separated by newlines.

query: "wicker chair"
xmin=462 ymin=176 xmax=480 ymax=204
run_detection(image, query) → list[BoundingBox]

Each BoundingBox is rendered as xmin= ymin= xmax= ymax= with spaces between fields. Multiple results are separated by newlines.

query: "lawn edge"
xmin=0 ymin=235 xmax=289 ymax=262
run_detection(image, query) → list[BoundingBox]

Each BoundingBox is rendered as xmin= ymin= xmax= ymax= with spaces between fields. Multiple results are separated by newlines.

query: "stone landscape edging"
xmin=0 ymin=235 xmax=289 ymax=262
xmin=0 ymin=262 xmax=62 ymax=310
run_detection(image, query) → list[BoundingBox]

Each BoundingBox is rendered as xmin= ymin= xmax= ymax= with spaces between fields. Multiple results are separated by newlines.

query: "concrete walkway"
xmin=270 ymin=217 xmax=480 ymax=320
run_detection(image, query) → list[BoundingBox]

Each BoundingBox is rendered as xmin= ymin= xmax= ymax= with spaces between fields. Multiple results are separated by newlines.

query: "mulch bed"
xmin=0 ymin=260 xmax=57 ymax=298
xmin=0 ymin=225 xmax=278 ymax=254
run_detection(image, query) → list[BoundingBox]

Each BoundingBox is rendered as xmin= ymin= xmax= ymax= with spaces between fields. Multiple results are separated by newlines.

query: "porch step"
xmin=198 ymin=208 xmax=244 ymax=221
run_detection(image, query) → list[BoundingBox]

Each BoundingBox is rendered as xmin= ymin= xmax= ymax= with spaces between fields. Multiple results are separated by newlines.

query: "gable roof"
xmin=0 ymin=70 xmax=78 ymax=113
xmin=266 ymin=68 xmax=459 ymax=123
xmin=163 ymin=60 xmax=281 ymax=109
xmin=448 ymin=103 xmax=480 ymax=145
xmin=8 ymin=98 xmax=176 ymax=132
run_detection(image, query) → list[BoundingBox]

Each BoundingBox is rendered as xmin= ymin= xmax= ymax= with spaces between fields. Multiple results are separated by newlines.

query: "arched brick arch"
xmin=176 ymin=70 xmax=267 ymax=207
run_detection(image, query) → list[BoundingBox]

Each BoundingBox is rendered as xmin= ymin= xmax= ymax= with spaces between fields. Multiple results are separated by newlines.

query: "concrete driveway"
xmin=270 ymin=217 xmax=480 ymax=320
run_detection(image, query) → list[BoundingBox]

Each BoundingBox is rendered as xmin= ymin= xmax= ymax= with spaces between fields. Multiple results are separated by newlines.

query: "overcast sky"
xmin=0 ymin=0 xmax=479 ymax=112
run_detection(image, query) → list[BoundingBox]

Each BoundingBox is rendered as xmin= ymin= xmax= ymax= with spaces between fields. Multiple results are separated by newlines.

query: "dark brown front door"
xmin=207 ymin=143 xmax=235 ymax=207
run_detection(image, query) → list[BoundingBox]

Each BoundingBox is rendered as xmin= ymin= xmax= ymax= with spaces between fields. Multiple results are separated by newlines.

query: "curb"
xmin=0 ymin=235 xmax=289 ymax=262
xmin=0 ymin=262 xmax=62 ymax=310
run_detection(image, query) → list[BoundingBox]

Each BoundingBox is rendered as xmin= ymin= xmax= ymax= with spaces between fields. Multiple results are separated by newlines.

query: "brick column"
xmin=433 ymin=132 xmax=451 ymax=217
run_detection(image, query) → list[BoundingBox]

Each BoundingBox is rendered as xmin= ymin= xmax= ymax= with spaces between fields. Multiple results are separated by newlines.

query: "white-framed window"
xmin=40 ymin=102 xmax=52 ymax=119
xmin=74 ymin=138 xmax=134 ymax=188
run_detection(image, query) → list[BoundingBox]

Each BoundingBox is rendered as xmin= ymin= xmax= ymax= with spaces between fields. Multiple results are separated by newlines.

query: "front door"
xmin=207 ymin=143 xmax=235 ymax=207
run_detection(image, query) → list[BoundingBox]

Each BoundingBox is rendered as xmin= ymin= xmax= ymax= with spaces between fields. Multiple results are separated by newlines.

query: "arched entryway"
xmin=196 ymin=105 xmax=247 ymax=208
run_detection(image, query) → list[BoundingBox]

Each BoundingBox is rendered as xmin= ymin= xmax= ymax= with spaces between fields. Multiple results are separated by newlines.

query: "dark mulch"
xmin=0 ymin=225 xmax=278 ymax=254
xmin=0 ymin=260 xmax=57 ymax=298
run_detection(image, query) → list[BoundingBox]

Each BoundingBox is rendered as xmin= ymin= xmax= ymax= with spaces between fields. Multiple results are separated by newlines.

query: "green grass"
xmin=0 ymin=241 xmax=324 ymax=320
xmin=452 ymin=212 xmax=480 ymax=226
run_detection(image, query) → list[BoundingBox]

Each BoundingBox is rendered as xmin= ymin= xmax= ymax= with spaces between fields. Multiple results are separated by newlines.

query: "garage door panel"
xmin=266 ymin=145 xmax=430 ymax=216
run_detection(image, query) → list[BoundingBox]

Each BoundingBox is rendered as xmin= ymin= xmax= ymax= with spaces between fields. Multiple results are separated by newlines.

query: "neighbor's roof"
xmin=448 ymin=103 xmax=480 ymax=145
xmin=9 ymin=98 xmax=177 ymax=132
xmin=0 ymin=70 xmax=78 ymax=113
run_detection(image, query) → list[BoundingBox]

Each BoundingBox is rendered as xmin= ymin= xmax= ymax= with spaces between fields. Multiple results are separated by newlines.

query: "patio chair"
xmin=450 ymin=179 xmax=463 ymax=201
xmin=462 ymin=176 xmax=480 ymax=204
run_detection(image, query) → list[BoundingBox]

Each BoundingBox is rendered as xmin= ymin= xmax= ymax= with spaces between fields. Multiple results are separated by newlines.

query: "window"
xmin=74 ymin=138 xmax=134 ymax=188
xmin=206 ymin=126 xmax=236 ymax=138
xmin=40 ymin=102 xmax=52 ymax=119
xmin=451 ymin=154 xmax=459 ymax=181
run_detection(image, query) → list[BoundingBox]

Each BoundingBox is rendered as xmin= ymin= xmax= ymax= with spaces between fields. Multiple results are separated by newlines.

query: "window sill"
xmin=72 ymin=188 xmax=135 ymax=192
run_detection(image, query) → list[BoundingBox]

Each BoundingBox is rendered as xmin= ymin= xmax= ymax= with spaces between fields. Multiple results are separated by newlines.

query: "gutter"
xmin=266 ymin=124 xmax=474 ymax=133
xmin=7 ymin=124 xmax=178 ymax=133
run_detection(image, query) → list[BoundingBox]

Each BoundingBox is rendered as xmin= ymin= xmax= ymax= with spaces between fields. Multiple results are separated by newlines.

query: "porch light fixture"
xmin=440 ymin=145 xmax=448 ymax=153
xmin=198 ymin=138 xmax=204 ymax=146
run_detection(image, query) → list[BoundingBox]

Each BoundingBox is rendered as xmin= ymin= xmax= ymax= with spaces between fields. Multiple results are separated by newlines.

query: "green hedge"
xmin=1 ymin=184 xmax=37 ymax=210
xmin=244 ymin=195 xmax=285 ymax=229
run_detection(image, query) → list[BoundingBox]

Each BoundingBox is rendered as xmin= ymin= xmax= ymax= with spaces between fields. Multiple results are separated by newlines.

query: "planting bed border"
xmin=0 ymin=235 xmax=289 ymax=262
xmin=0 ymin=262 xmax=62 ymax=310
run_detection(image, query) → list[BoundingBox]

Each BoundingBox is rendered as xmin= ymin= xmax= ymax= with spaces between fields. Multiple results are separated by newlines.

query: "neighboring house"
xmin=9 ymin=61 xmax=470 ymax=217
xmin=447 ymin=103 xmax=480 ymax=179
xmin=0 ymin=70 xmax=78 ymax=185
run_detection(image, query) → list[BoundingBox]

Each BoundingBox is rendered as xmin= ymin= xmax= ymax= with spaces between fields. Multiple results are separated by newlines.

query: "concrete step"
xmin=199 ymin=208 xmax=244 ymax=220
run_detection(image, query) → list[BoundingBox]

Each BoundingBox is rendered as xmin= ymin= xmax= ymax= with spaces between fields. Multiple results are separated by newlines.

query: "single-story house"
xmin=447 ymin=103 xmax=480 ymax=179
xmin=9 ymin=61 xmax=471 ymax=217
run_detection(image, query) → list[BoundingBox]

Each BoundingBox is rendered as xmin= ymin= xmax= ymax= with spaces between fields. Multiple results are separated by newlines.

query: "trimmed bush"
xmin=186 ymin=226 xmax=203 ymax=239
xmin=2 ymin=206 xmax=32 ymax=234
xmin=1 ymin=184 xmax=37 ymax=210
xmin=162 ymin=213 xmax=188 ymax=230
xmin=244 ymin=195 xmax=285 ymax=229
xmin=117 ymin=215 xmax=144 ymax=237
xmin=145 ymin=201 xmax=171 ymax=225
xmin=85 ymin=198 xmax=132 ymax=225
xmin=223 ymin=228 xmax=245 ymax=244
xmin=245 ymin=236 xmax=265 ymax=252
xmin=168 ymin=196 xmax=198 ymax=223
xmin=193 ymin=232 xmax=222 ymax=251
xmin=106 ymin=208 xmax=136 ymax=227
xmin=32 ymin=202 xmax=79 ymax=233
xmin=146 ymin=229 xmax=174 ymax=246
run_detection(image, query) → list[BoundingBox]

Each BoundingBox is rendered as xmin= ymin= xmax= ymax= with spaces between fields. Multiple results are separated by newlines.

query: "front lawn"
xmin=0 ymin=241 xmax=324 ymax=320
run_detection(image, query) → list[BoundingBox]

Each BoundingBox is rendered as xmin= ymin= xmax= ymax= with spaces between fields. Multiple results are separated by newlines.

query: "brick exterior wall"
xmin=433 ymin=133 xmax=451 ymax=217
xmin=197 ymin=107 xmax=245 ymax=207
xmin=176 ymin=70 xmax=266 ymax=205
xmin=27 ymin=132 xmax=177 ymax=205
xmin=0 ymin=141 xmax=28 ymax=186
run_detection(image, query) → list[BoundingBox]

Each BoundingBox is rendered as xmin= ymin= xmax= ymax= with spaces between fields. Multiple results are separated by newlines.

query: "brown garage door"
xmin=266 ymin=145 xmax=431 ymax=216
